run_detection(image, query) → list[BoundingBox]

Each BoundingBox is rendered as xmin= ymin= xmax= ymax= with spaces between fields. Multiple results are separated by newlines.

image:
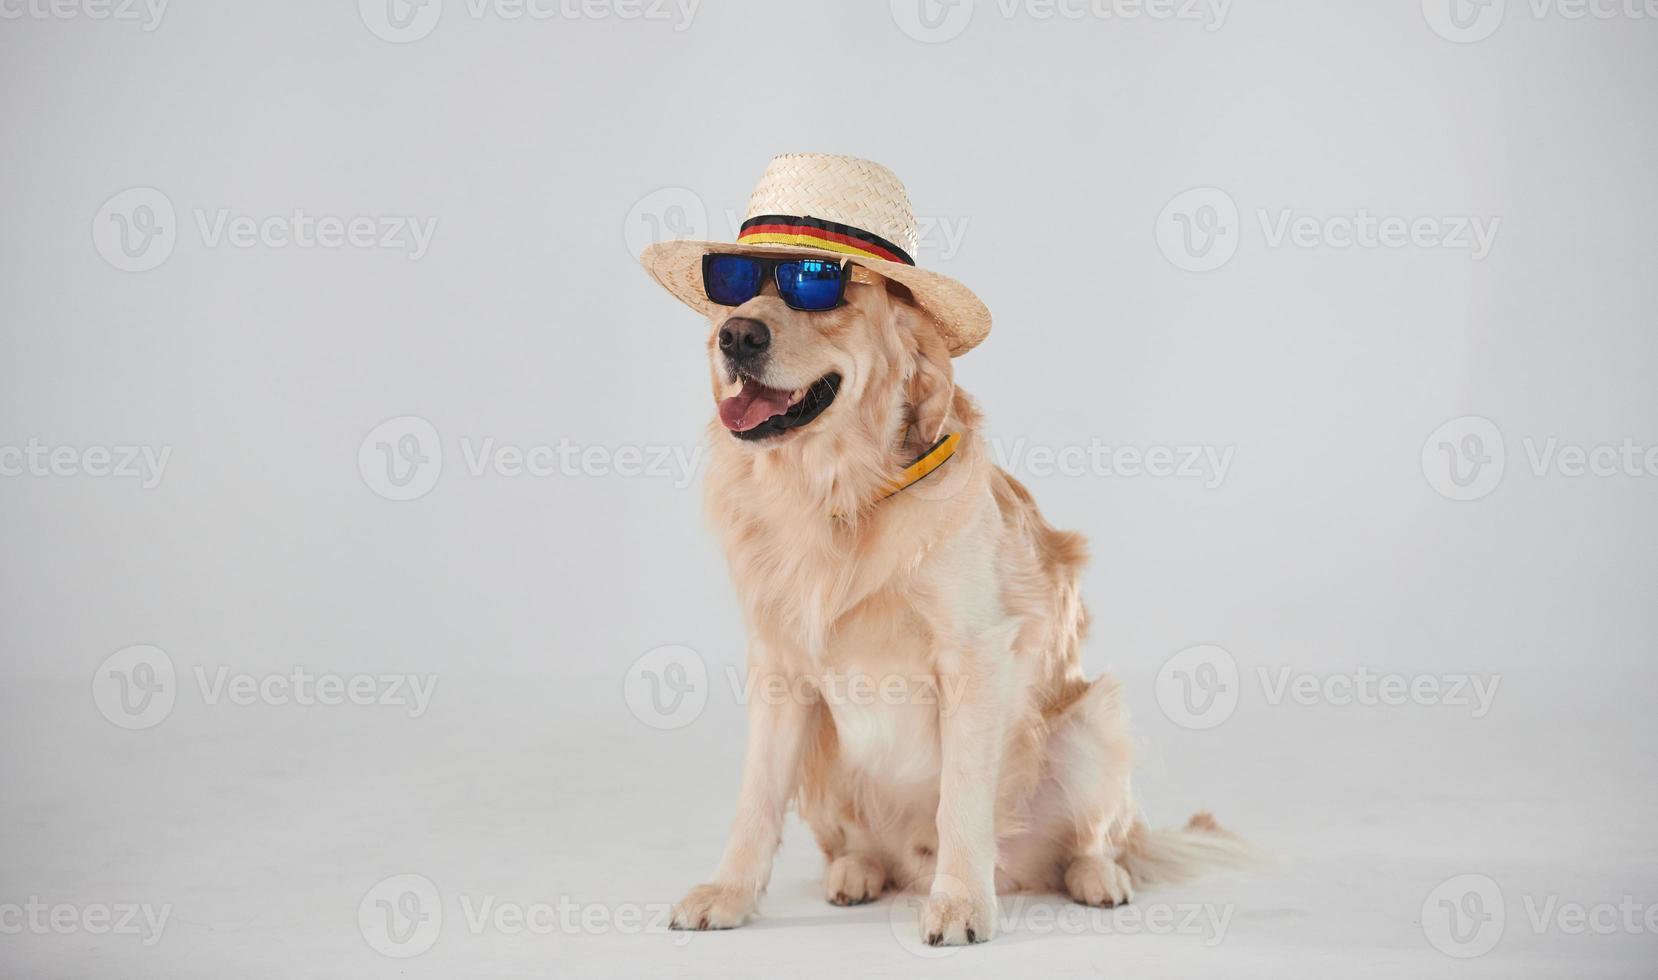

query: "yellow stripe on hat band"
xmin=735 ymin=232 xmax=892 ymax=263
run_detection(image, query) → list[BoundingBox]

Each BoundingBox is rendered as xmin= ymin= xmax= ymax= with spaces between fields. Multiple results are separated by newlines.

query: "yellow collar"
xmin=874 ymin=432 xmax=962 ymax=503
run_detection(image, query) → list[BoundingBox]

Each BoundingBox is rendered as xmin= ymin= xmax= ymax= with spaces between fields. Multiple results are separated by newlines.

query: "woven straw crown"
xmin=638 ymin=153 xmax=990 ymax=356
xmin=743 ymin=154 xmax=919 ymax=259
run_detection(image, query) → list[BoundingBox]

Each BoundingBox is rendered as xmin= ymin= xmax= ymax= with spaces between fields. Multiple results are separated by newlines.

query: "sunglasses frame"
xmin=701 ymin=252 xmax=880 ymax=312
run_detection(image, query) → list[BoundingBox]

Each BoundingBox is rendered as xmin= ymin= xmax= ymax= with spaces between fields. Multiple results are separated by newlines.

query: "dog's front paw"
xmin=670 ymin=883 xmax=756 ymax=931
xmin=919 ymin=878 xmax=995 ymax=946
xmin=1063 ymin=854 xmax=1133 ymax=908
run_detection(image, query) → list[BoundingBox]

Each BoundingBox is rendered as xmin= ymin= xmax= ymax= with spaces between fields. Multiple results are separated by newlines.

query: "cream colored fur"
xmin=668 ymin=273 xmax=1252 ymax=946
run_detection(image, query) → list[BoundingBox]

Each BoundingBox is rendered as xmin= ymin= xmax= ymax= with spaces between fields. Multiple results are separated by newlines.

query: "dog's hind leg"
xmin=1000 ymin=673 xmax=1140 ymax=905
xmin=1029 ymin=675 xmax=1262 ymax=904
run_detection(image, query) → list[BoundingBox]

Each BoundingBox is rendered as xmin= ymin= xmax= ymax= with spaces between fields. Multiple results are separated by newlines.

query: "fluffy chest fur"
xmin=810 ymin=596 xmax=945 ymax=785
xmin=715 ymin=464 xmax=1020 ymax=793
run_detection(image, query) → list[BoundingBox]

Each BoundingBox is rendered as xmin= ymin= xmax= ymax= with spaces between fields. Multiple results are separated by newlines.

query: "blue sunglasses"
xmin=703 ymin=253 xmax=875 ymax=312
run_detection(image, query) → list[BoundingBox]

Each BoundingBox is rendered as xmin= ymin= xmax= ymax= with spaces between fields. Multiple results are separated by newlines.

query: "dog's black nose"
xmin=718 ymin=318 xmax=770 ymax=360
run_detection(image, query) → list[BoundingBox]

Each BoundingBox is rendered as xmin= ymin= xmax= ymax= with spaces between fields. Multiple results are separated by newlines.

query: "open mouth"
xmin=718 ymin=373 xmax=842 ymax=441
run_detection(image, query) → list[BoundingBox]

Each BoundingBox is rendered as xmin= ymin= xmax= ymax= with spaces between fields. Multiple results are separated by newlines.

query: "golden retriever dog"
xmin=661 ymin=265 xmax=1255 ymax=946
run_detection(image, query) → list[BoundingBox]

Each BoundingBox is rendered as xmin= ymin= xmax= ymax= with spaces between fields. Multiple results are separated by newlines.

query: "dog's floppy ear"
xmin=890 ymin=283 xmax=955 ymax=444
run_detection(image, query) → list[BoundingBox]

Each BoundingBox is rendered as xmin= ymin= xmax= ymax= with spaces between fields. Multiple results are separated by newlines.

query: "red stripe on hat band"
xmin=737 ymin=223 xmax=908 ymax=264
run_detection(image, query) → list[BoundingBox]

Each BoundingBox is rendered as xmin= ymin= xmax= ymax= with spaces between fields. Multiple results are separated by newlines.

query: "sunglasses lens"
xmin=704 ymin=254 xmax=765 ymax=306
xmin=776 ymin=259 xmax=845 ymax=311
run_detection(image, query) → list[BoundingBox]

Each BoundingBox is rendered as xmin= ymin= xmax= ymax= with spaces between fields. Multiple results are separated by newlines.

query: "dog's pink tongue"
xmin=719 ymin=379 xmax=792 ymax=431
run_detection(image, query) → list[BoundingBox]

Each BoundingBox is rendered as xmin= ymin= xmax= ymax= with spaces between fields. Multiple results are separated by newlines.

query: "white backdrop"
xmin=2 ymin=1 xmax=1656 ymax=977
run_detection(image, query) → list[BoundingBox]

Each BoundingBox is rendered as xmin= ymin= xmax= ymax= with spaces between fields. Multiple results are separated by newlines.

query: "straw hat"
xmin=638 ymin=153 xmax=991 ymax=357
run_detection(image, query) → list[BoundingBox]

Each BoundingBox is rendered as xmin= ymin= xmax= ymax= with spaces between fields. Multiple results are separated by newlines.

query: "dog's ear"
xmin=889 ymin=283 xmax=955 ymax=444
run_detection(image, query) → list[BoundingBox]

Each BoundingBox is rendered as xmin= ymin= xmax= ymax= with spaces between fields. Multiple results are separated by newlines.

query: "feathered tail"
xmin=1116 ymin=811 xmax=1266 ymax=888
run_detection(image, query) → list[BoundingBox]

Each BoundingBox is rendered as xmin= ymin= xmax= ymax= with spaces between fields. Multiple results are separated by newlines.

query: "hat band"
xmin=737 ymin=214 xmax=915 ymax=266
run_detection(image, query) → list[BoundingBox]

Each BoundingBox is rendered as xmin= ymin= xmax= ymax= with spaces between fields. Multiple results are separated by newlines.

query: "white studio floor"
xmin=2 ymin=669 xmax=1655 ymax=979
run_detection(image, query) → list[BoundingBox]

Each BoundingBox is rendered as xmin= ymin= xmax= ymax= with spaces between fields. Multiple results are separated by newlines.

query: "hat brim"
xmin=639 ymin=239 xmax=990 ymax=357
